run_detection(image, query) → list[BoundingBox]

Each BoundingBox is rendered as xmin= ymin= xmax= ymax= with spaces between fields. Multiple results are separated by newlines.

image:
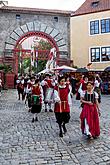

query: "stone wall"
xmin=0 ymin=7 xmax=71 ymax=68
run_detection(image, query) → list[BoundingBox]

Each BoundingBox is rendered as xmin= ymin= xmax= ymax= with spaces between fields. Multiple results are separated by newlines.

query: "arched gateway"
xmin=0 ymin=6 xmax=71 ymax=75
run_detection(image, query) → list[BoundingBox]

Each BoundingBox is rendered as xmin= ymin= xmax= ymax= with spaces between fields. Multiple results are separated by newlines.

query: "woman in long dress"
xmin=54 ymin=76 xmax=70 ymax=137
xmin=80 ymin=81 xmax=101 ymax=139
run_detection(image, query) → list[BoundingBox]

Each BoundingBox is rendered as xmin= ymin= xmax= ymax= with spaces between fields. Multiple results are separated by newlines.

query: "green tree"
xmin=21 ymin=38 xmax=52 ymax=74
xmin=38 ymin=39 xmax=52 ymax=50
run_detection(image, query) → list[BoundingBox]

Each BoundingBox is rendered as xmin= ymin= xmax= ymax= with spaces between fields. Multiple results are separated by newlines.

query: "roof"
xmin=0 ymin=6 xmax=72 ymax=16
xmin=72 ymin=0 xmax=110 ymax=17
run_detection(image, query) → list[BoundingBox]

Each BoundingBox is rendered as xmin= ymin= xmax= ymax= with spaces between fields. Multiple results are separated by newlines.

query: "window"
xmin=54 ymin=17 xmax=58 ymax=22
xmin=16 ymin=14 xmax=21 ymax=20
xmin=101 ymin=47 xmax=110 ymax=61
xmin=91 ymin=1 xmax=99 ymax=7
xmin=90 ymin=20 xmax=99 ymax=35
xmin=101 ymin=19 xmax=110 ymax=33
xmin=90 ymin=48 xmax=100 ymax=62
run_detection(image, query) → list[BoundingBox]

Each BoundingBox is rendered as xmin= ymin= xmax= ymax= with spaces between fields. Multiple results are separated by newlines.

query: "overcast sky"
xmin=8 ymin=0 xmax=85 ymax=11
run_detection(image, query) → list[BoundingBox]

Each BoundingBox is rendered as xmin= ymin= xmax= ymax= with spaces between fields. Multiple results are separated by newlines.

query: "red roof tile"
xmin=72 ymin=0 xmax=110 ymax=16
xmin=0 ymin=6 xmax=72 ymax=16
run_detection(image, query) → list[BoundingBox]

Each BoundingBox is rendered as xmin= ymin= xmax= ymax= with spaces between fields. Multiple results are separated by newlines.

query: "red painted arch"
xmin=14 ymin=31 xmax=59 ymax=53
xmin=13 ymin=31 xmax=60 ymax=74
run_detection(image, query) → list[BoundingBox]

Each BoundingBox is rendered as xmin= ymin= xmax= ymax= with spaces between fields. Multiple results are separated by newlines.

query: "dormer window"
xmin=91 ymin=1 xmax=99 ymax=7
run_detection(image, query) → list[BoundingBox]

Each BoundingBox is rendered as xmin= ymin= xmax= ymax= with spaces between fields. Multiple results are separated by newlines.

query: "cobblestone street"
xmin=0 ymin=89 xmax=110 ymax=165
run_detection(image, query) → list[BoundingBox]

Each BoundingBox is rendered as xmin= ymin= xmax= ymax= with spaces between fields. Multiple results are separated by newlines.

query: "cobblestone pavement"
xmin=0 ymin=89 xmax=110 ymax=165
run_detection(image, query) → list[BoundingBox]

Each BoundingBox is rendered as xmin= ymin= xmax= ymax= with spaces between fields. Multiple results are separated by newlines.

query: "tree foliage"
xmin=38 ymin=39 xmax=52 ymax=50
xmin=22 ymin=38 xmax=52 ymax=74
xmin=0 ymin=64 xmax=12 ymax=73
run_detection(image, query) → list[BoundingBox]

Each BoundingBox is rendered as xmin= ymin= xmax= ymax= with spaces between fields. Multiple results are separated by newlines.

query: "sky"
xmin=7 ymin=0 xmax=86 ymax=11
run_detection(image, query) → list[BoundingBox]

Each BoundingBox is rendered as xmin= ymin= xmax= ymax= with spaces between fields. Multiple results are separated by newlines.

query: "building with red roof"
xmin=71 ymin=0 xmax=110 ymax=70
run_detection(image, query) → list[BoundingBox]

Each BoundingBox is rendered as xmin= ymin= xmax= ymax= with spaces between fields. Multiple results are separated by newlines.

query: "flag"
xmin=46 ymin=47 xmax=56 ymax=70
xmin=31 ymin=46 xmax=35 ymax=67
xmin=19 ymin=49 xmax=22 ymax=69
xmin=35 ymin=49 xmax=38 ymax=68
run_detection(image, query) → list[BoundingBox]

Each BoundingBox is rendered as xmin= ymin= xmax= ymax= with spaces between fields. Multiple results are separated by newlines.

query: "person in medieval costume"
xmin=94 ymin=75 xmax=102 ymax=103
xmin=41 ymin=73 xmax=55 ymax=112
xmin=25 ymin=79 xmax=32 ymax=112
xmin=54 ymin=76 xmax=70 ymax=137
xmin=78 ymin=76 xmax=88 ymax=94
xmin=16 ymin=77 xmax=24 ymax=100
xmin=0 ymin=76 xmax=2 ymax=96
xmin=23 ymin=74 xmax=29 ymax=100
xmin=31 ymin=79 xmax=43 ymax=122
xmin=66 ymin=77 xmax=73 ymax=113
xmin=80 ymin=81 xmax=101 ymax=139
xmin=77 ymin=76 xmax=88 ymax=101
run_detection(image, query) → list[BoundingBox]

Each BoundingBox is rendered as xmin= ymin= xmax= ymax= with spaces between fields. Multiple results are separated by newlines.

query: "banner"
xmin=46 ymin=47 xmax=56 ymax=70
xmin=31 ymin=46 xmax=35 ymax=67
xmin=35 ymin=49 xmax=38 ymax=68
xmin=19 ymin=49 xmax=22 ymax=69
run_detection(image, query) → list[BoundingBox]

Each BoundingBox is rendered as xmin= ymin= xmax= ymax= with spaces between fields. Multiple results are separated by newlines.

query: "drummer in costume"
xmin=80 ymin=81 xmax=101 ymax=139
xmin=41 ymin=74 xmax=54 ymax=112
xmin=31 ymin=79 xmax=43 ymax=122
xmin=54 ymin=76 xmax=70 ymax=137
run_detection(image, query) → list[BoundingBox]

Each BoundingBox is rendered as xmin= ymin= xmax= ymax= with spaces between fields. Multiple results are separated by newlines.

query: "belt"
xmin=61 ymin=101 xmax=67 ymax=110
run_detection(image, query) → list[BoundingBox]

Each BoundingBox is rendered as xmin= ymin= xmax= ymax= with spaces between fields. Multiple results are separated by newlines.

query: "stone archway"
xmin=5 ymin=21 xmax=68 ymax=55
xmin=4 ymin=21 xmax=69 ymax=74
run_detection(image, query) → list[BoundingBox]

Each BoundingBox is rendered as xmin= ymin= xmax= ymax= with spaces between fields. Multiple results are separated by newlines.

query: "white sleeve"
xmin=80 ymin=90 xmax=85 ymax=98
xmin=51 ymin=82 xmax=55 ymax=86
xmin=41 ymin=80 xmax=45 ymax=86
xmin=68 ymin=93 xmax=72 ymax=106
xmin=78 ymin=83 xmax=83 ymax=94
xmin=69 ymin=84 xmax=72 ymax=93
xmin=94 ymin=80 xmax=99 ymax=87
xmin=94 ymin=91 xmax=99 ymax=99
xmin=40 ymin=86 xmax=44 ymax=102
xmin=53 ymin=90 xmax=60 ymax=103
xmin=26 ymin=86 xmax=31 ymax=93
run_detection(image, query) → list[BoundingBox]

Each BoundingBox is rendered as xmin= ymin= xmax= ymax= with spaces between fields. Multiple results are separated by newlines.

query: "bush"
xmin=0 ymin=64 xmax=12 ymax=73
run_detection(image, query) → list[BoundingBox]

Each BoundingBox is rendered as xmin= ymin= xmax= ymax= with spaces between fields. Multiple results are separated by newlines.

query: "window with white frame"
xmin=101 ymin=19 xmax=110 ymax=33
xmin=90 ymin=20 xmax=99 ymax=35
xmin=101 ymin=47 xmax=110 ymax=61
xmin=90 ymin=48 xmax=100 ymax=62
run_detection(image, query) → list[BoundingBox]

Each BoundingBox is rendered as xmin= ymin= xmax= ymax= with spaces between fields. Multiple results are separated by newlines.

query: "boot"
xmin=34 ymin=116 xmax=38 ymax=122
xmin=59 ymin=124 xmax=63 ymax=137
xmin=32 ymin=118 xmax=34 ymax=123
xmin=49 ymin=109 xmax=53 ymax=112
xmin=62 ymin=123 xmax=67 ymax=134
xmin=59 ymin=131 xmax=63 ymax=137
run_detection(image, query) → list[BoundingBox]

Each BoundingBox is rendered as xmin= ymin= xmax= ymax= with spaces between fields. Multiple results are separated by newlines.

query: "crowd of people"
xmin=14 ymin=72 xmax=101 ymax=139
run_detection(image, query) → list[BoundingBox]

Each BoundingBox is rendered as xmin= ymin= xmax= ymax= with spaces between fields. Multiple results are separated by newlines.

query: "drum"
xmin=31 ymin=95 xmax=40 ymax=105
xmin=45 ymin=88 xmax=54 ymax=103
